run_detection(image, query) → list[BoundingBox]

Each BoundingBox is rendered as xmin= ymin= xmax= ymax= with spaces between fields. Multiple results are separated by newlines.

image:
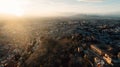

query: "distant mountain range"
xmin=68 ymin=13 xmax=120 ymax=19
xmin=0 ymin=12 xmax=120 ymax=20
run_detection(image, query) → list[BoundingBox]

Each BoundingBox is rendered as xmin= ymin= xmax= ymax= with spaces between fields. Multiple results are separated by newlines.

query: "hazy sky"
xmin=0 ymin=0 xmax=120 ymax=16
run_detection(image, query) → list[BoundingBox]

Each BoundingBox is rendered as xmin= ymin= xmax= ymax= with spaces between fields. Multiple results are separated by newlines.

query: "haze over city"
xmin=0 ymin=0 xmax=120 ymax=67
xmin=0 ymin=0 xmax=120 ymax=17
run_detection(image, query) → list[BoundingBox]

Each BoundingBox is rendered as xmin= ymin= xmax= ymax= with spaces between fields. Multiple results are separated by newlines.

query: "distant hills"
xmin=0 ymin=12 xmax=120 ymax=20
xmin=67 ymin=13 xmax=120 ymax=20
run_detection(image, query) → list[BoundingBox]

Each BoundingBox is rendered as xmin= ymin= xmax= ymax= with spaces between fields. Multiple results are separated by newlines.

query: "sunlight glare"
xmin=0 ymin=0 xmax=24 ymax=16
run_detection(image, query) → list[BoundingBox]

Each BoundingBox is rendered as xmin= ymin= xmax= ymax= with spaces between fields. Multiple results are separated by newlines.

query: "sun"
xmin=0 ymin=0 xmax=25 ymax=17
xmin=1 ymin=8 xmax=25 ymax=17
xmin=10 ymin=10 xmax=24 ymax=17
xmin=15 ymin=12 xmax=24 ymax=16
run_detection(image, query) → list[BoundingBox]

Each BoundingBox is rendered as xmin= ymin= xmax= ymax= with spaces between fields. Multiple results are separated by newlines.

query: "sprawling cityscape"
xmin=0 ymin=18 xmax=120 ymax=67
xmin=0 ymin=0 xmax=120 ymax=67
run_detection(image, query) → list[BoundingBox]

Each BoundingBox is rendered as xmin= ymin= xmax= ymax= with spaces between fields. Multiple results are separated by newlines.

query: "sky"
xmin=0 ymin=0 xmax=120 ymax=17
